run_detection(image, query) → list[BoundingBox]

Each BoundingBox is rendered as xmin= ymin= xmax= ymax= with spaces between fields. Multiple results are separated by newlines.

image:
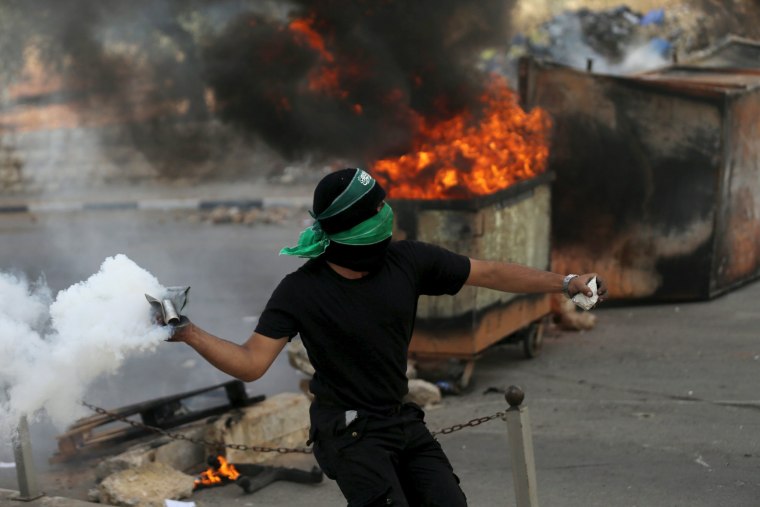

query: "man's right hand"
xmin=167 ymin=320 xmax=193 ymax=342
xmin=150 ymin=308 xmax=191 ymax=342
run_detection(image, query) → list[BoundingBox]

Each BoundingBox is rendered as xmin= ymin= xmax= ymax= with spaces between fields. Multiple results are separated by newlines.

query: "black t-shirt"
xmin=255 ymin=240 xmax=471 ymax=412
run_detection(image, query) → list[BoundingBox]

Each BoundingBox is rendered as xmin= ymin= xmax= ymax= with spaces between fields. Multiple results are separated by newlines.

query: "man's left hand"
xmin=568 ymin=273 xmax=607 ymax=301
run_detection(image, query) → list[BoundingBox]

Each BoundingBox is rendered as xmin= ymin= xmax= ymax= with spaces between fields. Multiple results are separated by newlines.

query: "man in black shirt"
xmin=170 ymin=168 xmax=606 ymax=506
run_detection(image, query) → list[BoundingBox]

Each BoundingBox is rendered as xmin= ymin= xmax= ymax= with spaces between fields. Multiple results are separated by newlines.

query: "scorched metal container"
xmin=519 ymin=37 xmax=760 ymax=301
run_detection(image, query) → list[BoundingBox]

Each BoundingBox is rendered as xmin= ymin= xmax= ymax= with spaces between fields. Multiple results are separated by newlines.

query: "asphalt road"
xmin=2 ymin=208 xmax=760 ymax=506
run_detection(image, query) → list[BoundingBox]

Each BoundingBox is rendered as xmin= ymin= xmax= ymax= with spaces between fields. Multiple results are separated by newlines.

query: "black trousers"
xmin=310 ymin=403 xmax=468 ymax=507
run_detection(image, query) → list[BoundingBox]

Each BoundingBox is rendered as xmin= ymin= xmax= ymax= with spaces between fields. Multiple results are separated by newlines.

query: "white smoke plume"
xmin=0 ymin=254 xmax=171 ymax=439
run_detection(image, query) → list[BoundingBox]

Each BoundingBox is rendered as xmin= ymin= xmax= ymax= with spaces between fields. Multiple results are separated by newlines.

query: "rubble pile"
xmin=577 ymin=6 xmax=645 ymax=60
xmin=196 ymin=205 xmax=302 ymax=226
xmin=509 ymin=5 xmax=675 ymax=73
xmin=0 ymin=141 xmax=23 ymax=191
xmin=98 ymin=462 xmax=195 ymax=507
xmin=83 ymin=393 xmax=311 ymax=506
xmin=493 ymin=1 xmax=760 ymax=75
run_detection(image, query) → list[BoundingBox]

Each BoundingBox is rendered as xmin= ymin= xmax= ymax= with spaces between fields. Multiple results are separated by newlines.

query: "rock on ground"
xmin=287 ymin=338 xmax=315 ymax=377
xmin=404 ymin=379 xmax=442 ymax=408
xmin=207 ymin=392 xmax=311 ymax=465
xmin=95 ymin=425 xmax=207 ymax=482
xmin=98 ymin=462 xmax=195 ymax=507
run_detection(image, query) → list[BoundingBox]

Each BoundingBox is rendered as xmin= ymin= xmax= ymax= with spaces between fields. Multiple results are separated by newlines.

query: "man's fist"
xmin=568 ymin=273 xmax=607 ymax=301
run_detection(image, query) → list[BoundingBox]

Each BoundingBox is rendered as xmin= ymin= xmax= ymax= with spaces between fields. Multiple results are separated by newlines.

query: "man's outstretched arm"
xmin=466 ymin=258 xmax=607 ymax=299
xmin=171 ymin=325 xmax=288 ymax=382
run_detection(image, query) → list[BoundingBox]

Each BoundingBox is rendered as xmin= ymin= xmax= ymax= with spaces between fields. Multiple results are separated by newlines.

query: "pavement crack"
xmin=520 ymin=371 xmax=760 ymax=413
xmin=543 ymin=462 xmax=617 ymax=470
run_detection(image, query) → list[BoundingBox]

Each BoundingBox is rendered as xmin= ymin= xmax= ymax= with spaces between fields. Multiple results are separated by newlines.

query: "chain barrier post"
xmin=12 ymin=415 xmax=44 ymax=502
xmin=504 ymin=386 xmax=539 ymax=507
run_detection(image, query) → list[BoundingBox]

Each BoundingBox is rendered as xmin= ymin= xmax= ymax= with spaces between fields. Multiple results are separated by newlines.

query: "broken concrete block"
xmin=287 ymin=338 xmax=315 ymax=376
xmin=95 ymin=425 xmax=207 ymax=482
xmin=406 ymin=360 xmax=417 ymax=379
xmin=95 ymin=445 xmax=153 ymax=483
xmin=98 ymin=462 xmax=194 ymax=507
xmin=207 ymin=392 xmax=310 ymax=465
xmin=153 ymin=431 xmax=207 ymax=475
xmin=87 ymin=487 xmax=101 ymax=502
xmin=242 ymin=208 xmax=262 ymax=225
xmin=404 ymin=379 xmax=441 ymax=408
xmin=208 ymin=206 xmax=232 ymax=224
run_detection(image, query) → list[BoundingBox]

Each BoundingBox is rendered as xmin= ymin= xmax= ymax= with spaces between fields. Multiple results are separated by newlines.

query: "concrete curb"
xmin=0 ymin=488 xmax=99 ymax=506
xmin=0 ymin=196 xmax=311 ymax=215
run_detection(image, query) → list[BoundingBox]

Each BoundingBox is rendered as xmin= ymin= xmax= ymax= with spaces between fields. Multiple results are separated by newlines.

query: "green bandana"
xmin=310 ymin=168 xmax=376 ymax=220
xmin=280 ymin=202 xmax=394 ymax=258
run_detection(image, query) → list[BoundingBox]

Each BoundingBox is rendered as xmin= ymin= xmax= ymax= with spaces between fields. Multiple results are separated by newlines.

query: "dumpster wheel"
xmin=522 ymin=320 xmax=545 ymax=359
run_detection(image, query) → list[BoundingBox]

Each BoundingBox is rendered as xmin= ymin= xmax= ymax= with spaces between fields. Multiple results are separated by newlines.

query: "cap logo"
xmin=314 ymin=168 xmax=376 ymax=220
xmin=358 ymin=170 xmax=372 ymax=186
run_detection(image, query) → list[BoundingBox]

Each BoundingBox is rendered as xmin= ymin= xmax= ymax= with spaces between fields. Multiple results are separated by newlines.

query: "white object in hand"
xmin=571 ymin=276 xmax=598 ymax=311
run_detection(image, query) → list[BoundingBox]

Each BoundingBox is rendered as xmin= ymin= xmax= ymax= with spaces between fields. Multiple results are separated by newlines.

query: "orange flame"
xmin=288 ymin=17 xmax=363 ymax=114
xmin=289 ymin=18 xmax=333 ymax=63
xmin=288 ymin=18 xmax=340 ymax=95
xmin=193 ymin=456 xmax=240 ymax=489
xmin=373 ymin=78 xmax=552 ymax=199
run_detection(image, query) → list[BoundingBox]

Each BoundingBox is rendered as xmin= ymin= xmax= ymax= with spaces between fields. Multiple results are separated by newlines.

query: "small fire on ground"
xmin=193 ymin=455 xmax=240 ymax=490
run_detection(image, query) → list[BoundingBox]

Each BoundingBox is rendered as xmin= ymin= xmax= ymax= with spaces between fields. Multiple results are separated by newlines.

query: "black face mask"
xmin=323 ymin=237 xmax=392 ymax=272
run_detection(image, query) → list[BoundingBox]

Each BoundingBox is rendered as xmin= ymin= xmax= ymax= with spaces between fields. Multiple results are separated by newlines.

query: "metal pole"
xmin=504 ymin=386 xmax=539 ymax=507
xmin=12 ymin=415 xmax=44 ymax=501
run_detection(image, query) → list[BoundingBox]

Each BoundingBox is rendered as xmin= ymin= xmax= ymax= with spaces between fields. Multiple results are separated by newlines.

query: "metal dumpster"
xmin=519 ymin=37 xmax=760 ymax=301
xmin=390 ymin=171 xmax=553 ymax=384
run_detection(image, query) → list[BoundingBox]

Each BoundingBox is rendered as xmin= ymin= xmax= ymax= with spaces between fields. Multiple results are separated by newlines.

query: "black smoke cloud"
xmin=203 ymin=0 xmax=513 ymax=162
xmin=1 ymin=0 xmax=512 ymax=172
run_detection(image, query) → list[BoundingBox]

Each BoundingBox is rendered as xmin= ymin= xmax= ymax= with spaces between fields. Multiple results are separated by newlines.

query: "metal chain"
xmin=81 ymin=401 xmax=312 ymax=454
xmin=81 ymin=402 xmax=506 ymax=454
xmin=430 ymin=411 xmax=506 ymax=436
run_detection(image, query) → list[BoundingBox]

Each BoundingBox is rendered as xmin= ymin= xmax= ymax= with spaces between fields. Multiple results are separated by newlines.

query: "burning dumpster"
xmin=519 ymin=37 xmax=760 ymax=302
xmin=373 ymin=79 xmax=554 ymax=384
xmin=390 ymin=173 xmax=553 ymax=366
